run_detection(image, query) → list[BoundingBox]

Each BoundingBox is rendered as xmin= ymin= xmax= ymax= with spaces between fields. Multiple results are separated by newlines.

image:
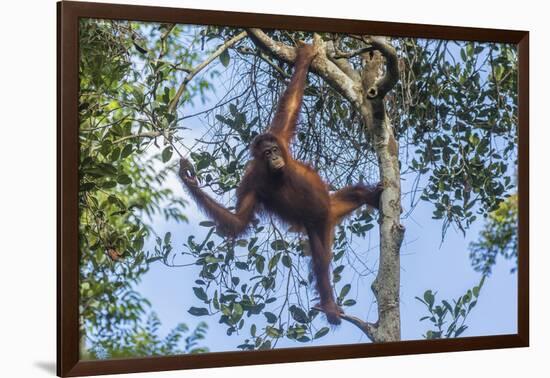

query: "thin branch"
xmin=177 ymin=90 xmax=249 ymax=121
xmin=168 ymin=31 xmax=248 ymax=113
xmin=236 ymin=46 xmax=291 ymax=79
xmin=333 ymin=46 xmax=375 ymax=59
xmin=157 ymin=23 xmax=175 ymax=61
xmin=325 ymin=40 xmax=362 ymax=82
xmin=113 ymin=131 xmax=162 ymax=144
xmin=246 ymin=28 xmax=362 ymax=108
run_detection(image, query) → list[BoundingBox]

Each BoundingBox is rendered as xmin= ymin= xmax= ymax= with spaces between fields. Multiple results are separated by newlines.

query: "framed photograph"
xmin=57 ymin=1 xmax=529 ymax=376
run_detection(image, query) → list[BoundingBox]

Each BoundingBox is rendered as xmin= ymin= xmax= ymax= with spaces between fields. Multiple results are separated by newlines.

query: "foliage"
xmin=78 ymin=19 xmax=206 ymax=350
xmin=395 ymin=40 xmax=518 ymax=239
xmin=84 ymin=313 xmax=209 ymax=359
xmin=416 ymin=276 xmax=485 ymax=339
xmin=469 ymin=194 xmax=518 ymax=275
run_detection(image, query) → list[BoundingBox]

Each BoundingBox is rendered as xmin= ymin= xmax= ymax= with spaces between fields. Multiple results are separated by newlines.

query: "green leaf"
xmin=110 ymin=147 xmax=121 ymax=161
xmin=235 ymin=261 xmax=248 ymax=270
xmin=133 ymin=237 xmax=144 ymax=251
xmin=162 ymin=86 xmax=171 ymax=104
xmin=424 ymin=290 xmax=435 ymax=308
xmin=466 ymin=43 xmax=474 ymax=57
xmin=339 ymin=284 xmax=351 ymax=299
xmin=101 ymin=181 xmax=117 ymax=189
xmin=219 ymin=49 xmax=230 ymax=67
xmin=455 ymin=325 xmax=468 ymax=337
xmin=162 ymin=146 xmax=173 ymax=162
xmin=266 ymin=326 xmax=281 ymax=337
xmin=282 ymin=255 xmax=292 ymax=268
xmin=268 ymin=253 xmax=281 ymax=271
xmin=270 ymin=240 xmax=288 ymax=251
xmin=199 ymin=221 xmax=215 ymax=227
xmin=442 ymin=300 xmax=453 ymax=314
xmin=255 ymin=257 xmax=264 ymax=274
xmin=289 ymin=306 xmax=309 ymax=324
xmin=213 ymin=291 xmax=220 ymax=310
xmin=205 ymin=256 xmax=222 ymax=264
xmin=164 ymin=232 xmax=172 ymax=245
xmin=196 ymin=157 xmax=210 ymax=171
xmin=233 ymin=303 xmax=243 ymax=316
xmin=314 ymin=327 xmax=329 ymax=339
xmin=117 ymin=174 xmax=132 ymax=185
xmin=133 ymin=42 xmax=147 ymax=55
xmin=193 ymin=287 xmax=208 ymax=301
xmin=494 ymin=65 xmax=504 ymax=81
xmin=79 ymin=182 xmax=96 ymax=192
xmin=264 ymin=312 xmax=277 ymax=324
xmin=188 ymin=307 xmax=209 ymax=316
xmin=120 ymin=144 xmax=133 ymax=159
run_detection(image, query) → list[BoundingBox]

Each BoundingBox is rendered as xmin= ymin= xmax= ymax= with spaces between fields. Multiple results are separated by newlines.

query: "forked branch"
xmin=313 ymin=305 xmax=379 ymax=342
xmin=168 ymin=31 xmax=248 ymax=113
xmin=365 ymin=36 xmax=399 ymax=99
xmin=246 ymin=28 xmax=363 ymax=108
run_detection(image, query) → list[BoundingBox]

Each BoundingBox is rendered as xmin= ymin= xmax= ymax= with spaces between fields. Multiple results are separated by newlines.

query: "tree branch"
xmin=325 ymin=40 xmax=362 ymax=82
xmin=168 ymin=31 xmax=248 ymax=113
xmin=340 ymin=313 xmax=378 ymax=342
xmin=246 ymin=28 xmax=363 ymax=108
xmin=313 ymin=305 xmax=378 ymax=342
xmin=113 ymin=131 xmax=162 ymax=144
xmin=366 ymin=36 xmax=399 ymax=99
xmin=333 ymin=46 xmax=375 ymax=59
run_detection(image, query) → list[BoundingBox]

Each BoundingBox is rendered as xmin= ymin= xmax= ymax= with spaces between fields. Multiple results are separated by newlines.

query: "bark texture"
xmin=246 ymin=30 xmax=404 ymax=342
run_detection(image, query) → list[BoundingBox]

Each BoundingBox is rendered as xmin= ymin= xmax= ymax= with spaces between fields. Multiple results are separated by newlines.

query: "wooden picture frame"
xmin=57 ymin=1 xmax=529 ymax=376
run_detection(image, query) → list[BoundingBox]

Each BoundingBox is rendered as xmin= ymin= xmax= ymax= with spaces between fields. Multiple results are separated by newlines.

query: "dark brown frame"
xmin=57 ymin=1 xmax=529 ymax=376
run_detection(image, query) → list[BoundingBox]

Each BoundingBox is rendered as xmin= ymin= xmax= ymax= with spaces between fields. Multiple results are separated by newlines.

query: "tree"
xmin=84 ymin=313 xmax=209 ymax=359
xmin=78 ymin=19 xmax=211 ymax=355
xmin=78 ymin=20 xmax=518 ymax=349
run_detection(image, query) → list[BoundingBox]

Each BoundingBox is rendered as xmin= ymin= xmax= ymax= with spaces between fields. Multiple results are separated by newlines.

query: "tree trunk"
xmin=246 ymin=29 xmax=404 ymax=343
xmin=367 ymin=112 xmax=404 ymax=342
